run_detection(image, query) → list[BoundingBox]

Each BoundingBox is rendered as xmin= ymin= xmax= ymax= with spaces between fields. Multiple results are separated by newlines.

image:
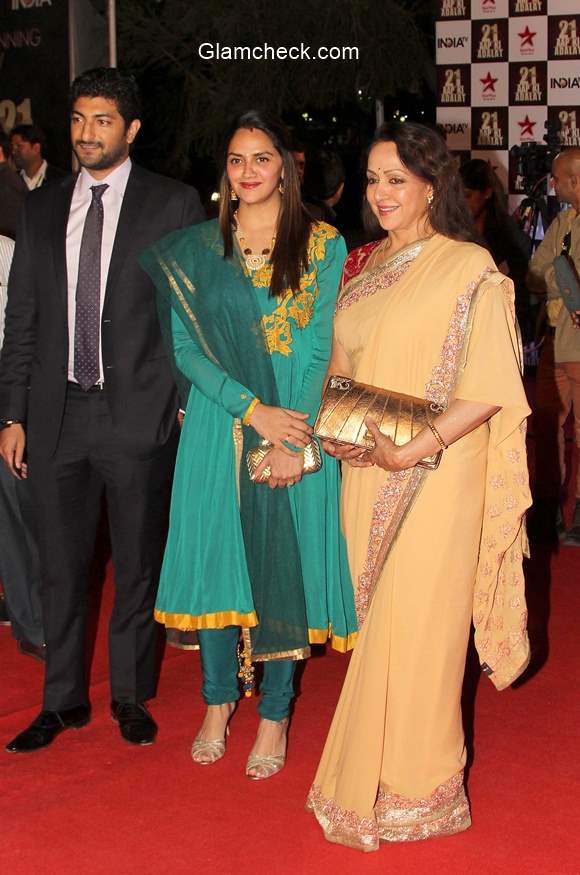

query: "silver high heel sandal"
xmin=246 ymin=718 xmax=288 ymax=780
xmin=191 ymin=704 xmax=235 ymax=765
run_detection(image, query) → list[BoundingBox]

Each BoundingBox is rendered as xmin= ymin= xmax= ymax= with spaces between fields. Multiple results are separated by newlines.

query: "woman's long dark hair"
xmin=218 ymin=110 xmax=312 ymax=297
xmin=459 ymin=158 xmax=510 ymax=237
xmin=363 ymin=121 xmax=477 ymax=243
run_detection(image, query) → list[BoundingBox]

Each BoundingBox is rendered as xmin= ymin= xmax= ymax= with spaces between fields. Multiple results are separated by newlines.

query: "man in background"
xmin=0 ymin=234 xmax=44 ymax=656
xmin=10 ymin=124 xmax=67 ymax=191
xmin=0 ymin=132 xmax=26 ymax=238
xmin=528 ymin=148 xmax=580 ymax=546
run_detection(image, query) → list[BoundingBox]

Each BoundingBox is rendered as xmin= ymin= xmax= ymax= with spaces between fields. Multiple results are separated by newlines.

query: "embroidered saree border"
xmin=355 ymin=267 xmax=494 ymax=629
xmin=307 ymin=771 xmax=470 ymax=852
xmin=336 ymin=240 xmax=426 ymax=312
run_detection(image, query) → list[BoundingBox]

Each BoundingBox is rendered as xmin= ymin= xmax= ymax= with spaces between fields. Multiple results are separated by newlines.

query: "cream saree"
xmin=307 ymin=234 xmax=531 ymax=851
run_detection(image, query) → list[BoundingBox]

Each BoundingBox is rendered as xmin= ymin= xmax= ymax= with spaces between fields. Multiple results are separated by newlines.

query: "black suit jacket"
xmin=0 ymin=163 xmax=205 ymax=458
xmin=42 ymin=163 xmax=68 ymax=187
xmin=0 ymin=163 xmax=26 ymax=239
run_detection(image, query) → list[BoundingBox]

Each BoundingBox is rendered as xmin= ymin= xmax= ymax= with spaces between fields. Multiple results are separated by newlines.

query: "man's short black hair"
xmin=10 ymin=124 xmax=47 ymax=151
xmin=69 ymin=67 xmax=142 ymax=128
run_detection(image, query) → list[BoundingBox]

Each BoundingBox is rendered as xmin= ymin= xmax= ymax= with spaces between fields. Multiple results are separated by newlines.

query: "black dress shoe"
xmin=562 ymin=500 xmax=580 ymax=547
xmin=111 ymin=701 xmax=157 ymax=746
xmin=0 ymin=593 xmax=11 ymax=626
xmin=17 ymin=639 xmax=47 ymax=662
xmin=5 ymin=705 xmax=91 ymax=753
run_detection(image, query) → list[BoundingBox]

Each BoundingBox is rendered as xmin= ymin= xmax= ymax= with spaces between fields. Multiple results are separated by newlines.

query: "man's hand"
xmin=0 ymin=423 xmax=27 ymax=478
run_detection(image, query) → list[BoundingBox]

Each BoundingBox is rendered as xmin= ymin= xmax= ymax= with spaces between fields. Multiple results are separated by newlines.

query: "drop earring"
xmin=230 ymin=188 xmax=238 ymax=201
xmin=278 ymin=179 xmax=285 ymax=195
xmin=426 ymin=191 xmax=434 ymax=206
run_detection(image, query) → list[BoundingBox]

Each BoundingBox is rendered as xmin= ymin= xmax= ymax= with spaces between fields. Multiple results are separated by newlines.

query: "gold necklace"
xmin=234 ymin=210 xmax=276 ymax=271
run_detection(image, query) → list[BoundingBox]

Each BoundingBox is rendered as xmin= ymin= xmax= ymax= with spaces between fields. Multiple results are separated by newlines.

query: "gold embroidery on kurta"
xmin=251 ymin=223 xmax=338 ymax=357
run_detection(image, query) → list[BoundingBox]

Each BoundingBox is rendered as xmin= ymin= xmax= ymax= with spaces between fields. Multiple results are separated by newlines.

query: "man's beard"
xmin=73 ymin=139 xmax=127 ymax=171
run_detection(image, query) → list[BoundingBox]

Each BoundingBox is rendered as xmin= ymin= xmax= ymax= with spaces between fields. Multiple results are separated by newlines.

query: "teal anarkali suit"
xmin=141 ymin=219 xmax=356 ymax=717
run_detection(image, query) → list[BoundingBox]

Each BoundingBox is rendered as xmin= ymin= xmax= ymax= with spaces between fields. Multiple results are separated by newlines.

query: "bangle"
xmin=427 ymin=418 xmax=448 ymax=450
xmin=242 ymin=397 xmax=261 ymax=426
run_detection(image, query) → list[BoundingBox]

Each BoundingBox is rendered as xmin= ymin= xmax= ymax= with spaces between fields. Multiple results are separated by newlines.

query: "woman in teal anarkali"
xmin=140 ymin=111 xmax=356 ymax=779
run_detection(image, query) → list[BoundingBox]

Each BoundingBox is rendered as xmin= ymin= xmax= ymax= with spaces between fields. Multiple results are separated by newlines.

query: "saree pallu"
xmin=139 ymin=219 xmax=357 ymax=662
xmin=307 ymin=234 xmax=531 ymax=851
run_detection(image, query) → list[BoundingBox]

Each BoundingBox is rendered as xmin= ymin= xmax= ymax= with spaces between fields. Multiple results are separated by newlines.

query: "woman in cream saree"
xmin=307 ymin=124 xmax=531 ymax=851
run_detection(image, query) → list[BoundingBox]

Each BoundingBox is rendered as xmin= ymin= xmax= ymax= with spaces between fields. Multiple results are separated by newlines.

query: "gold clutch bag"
xmin=246 ymin=438 xmax=322 ymax=482
xmin=314 ymin=375 xmax=444 ymax=471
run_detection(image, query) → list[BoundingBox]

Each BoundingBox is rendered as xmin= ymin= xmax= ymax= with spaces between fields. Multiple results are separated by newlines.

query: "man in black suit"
xmin=0 ymin=132 xmax=26 ymax=239
xmin=10 ymin=124 xmax=67 ymax=191
xmin=0 ymin=68 xmax=204 ymax=753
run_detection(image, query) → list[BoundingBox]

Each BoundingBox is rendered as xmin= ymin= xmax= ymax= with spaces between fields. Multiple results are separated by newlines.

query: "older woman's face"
xmin=366 ymin=141 xmax=433 ymax=237
xmin=227 ymin=127 xmax=284 ymax=207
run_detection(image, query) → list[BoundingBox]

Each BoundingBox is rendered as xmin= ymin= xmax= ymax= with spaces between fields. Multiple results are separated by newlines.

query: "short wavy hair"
xmin=363 ymin=121 xmax=477 ymax=243
xmin=69 ymin=67 xmax=141 ymax=129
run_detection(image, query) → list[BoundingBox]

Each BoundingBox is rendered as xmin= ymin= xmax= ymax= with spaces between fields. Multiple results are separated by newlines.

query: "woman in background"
xmin=460 ymin=158 xmax=531 ymax=338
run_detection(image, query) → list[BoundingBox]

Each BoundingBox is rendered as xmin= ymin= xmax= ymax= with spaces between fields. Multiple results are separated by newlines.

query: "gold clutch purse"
xmin=246 ymin=438 xmax=322 ymax=482
xmin=314 ymin=375 xmax=444 ymax=470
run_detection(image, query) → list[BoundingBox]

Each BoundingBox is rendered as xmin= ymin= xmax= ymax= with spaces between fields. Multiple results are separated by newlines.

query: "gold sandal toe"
xmin=191 ymin=727 xmax=229 ymax=765
xmin=245 ymin=751 xmax=286 ymax=780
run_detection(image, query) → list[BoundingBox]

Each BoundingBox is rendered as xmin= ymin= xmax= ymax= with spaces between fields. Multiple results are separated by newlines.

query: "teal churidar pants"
xmin=197 ymin=627 xmax=296 ymax=721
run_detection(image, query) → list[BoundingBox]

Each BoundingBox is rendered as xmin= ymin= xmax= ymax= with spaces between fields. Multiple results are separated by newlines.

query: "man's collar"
xmin=78 ymin=157 xmax=132 ymax=198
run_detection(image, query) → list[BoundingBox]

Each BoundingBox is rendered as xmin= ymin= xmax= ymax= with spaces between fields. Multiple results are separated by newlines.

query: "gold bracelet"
xmin=427 ymin=419 xmax=448 ymax=450
xmin=242 ymin=397 xmax=261 ymax=426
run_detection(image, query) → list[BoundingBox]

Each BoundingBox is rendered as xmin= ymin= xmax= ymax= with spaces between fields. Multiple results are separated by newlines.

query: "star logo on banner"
xmin=518 ymin=115 xmax=536 ymax=137
xmin=518 ymin=26 xmax=536 ymax=48
xmin=480 ymin=71 xmax=498 ymax=93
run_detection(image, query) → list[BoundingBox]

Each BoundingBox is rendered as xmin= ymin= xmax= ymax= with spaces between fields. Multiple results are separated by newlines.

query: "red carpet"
xmin=1 ymin=538 xmax=579 ymax=875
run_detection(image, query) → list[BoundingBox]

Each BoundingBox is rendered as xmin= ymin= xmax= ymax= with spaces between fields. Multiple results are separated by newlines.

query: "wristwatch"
xmin=0 ymin=419 xmax=24 ymax=429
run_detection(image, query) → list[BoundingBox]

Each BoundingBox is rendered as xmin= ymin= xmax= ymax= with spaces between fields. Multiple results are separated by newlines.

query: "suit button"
xmin=105 ymin=365 xmax=114 ymax=370
xmin=103 ymin=319 xmax=112 ymax=324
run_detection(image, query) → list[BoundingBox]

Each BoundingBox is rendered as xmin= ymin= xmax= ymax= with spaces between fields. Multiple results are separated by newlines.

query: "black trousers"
xmin=0 ymin=460 xmax=43 ymax=646
xmin=29 ymin=383 xmax=177 ymax=711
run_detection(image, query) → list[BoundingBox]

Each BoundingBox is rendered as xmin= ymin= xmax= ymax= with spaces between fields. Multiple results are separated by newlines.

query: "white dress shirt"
xmin=0 ymin=235 xmax=15 ymax=351
xmin=21 ymin=159 xmax=47 ymax=191
xmin=66 ymin=157 xmax=132 ymax=384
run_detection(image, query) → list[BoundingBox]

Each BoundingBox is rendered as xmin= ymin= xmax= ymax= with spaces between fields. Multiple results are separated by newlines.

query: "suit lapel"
xmin=53 ymin=176 xmax=76 ymax=305
xmin=103 ymin=165 xmax=146 ymax=307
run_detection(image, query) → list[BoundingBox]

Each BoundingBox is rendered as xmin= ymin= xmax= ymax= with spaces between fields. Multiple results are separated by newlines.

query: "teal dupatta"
xmin=140 ymin=222 xmax=310 ymax=659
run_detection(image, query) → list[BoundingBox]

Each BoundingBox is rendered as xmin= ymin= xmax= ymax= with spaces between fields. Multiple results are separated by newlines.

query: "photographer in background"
xmin=527 ymin=148 xmax=580 ymax=545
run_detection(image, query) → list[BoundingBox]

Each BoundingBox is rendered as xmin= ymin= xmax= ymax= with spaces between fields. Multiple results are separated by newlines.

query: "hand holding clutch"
xmin=314 ymin=376 xmax=444 ymax=471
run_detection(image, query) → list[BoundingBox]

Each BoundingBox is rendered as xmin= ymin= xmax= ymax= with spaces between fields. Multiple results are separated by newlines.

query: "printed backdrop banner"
xmin=436 ymin=0 xmax=580 ymax=205
xmin=0 ymin=0 xmax=70 ymax=168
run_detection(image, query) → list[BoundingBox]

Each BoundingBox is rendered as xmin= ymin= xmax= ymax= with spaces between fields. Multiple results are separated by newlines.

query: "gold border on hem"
xmin=154 ymin=609 xmax=259 ymax=630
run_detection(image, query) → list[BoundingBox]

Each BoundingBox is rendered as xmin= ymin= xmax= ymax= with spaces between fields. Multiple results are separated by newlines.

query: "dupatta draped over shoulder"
xmin=140 ymin=220 xmax=357 ymax=661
